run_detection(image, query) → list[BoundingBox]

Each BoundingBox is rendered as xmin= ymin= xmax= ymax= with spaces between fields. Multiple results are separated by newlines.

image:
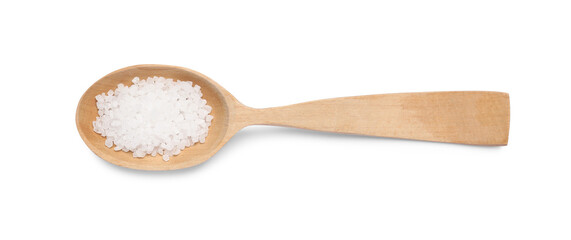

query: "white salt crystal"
xmin=93 ymin=76 xmax=213 ymax=161
xmin=105 ymin=139 xmax=113 ymax=148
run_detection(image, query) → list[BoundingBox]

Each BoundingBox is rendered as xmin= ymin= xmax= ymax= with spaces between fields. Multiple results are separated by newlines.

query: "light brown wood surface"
xmin=76 ymin=65 xmax=510 ymax=170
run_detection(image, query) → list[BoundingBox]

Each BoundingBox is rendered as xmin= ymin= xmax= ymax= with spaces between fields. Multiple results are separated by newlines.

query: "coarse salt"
xmin=93 ymin=76 xmax=213 ymax=161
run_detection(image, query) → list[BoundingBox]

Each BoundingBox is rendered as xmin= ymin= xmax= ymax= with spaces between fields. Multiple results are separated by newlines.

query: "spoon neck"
xmin=232 ymin=105 xmax=270 ymax=127
xmin=232 ymin=104 xmax=311 ymax=128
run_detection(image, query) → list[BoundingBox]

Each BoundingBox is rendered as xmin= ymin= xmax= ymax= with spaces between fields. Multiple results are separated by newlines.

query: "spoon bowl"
xmin=77 ymin=64 xmax=510 ymax=170
xmin=77 ymin=65 xmax=237 ymax=170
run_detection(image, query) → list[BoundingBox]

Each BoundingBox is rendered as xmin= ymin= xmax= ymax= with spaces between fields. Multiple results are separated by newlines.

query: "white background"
xmin=1 ymin=1 xmax=570 ymax=239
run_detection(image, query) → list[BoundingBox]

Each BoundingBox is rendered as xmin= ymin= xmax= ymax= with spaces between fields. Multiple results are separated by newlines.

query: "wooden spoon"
xmin=76 ymin=64 xmax=510 ymax=170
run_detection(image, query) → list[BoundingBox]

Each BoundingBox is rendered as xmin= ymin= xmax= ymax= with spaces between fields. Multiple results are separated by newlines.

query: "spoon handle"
xmin=239 ymin=91 xmax=509 ymax=145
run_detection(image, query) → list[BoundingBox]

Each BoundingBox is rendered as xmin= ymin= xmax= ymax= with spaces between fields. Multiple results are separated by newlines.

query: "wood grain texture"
xmin=76 ymin=65 xmax=510 ymax=170
xmin=236 ymin=92 xmax=510 ymax=146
